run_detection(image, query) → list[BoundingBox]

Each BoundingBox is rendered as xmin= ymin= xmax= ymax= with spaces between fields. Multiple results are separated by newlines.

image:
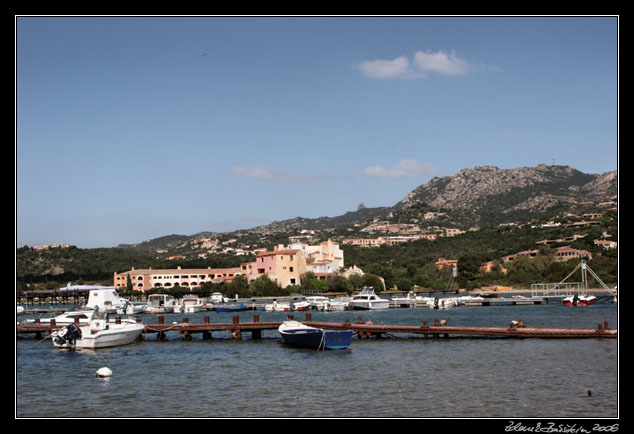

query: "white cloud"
xmin=359 ymin=50 xmax=473 ymax=79
xmin=413 ymin=50 xmax=468 ymax=76
xmin=358 ymin=56 xmax=411 ymax=79
xmin=232 ymin=166 xmax=275 ymax=179
xmin=362 ymin=159 xmax=438 ymax=179
xmin=231 ymin=166 xmax=333 ymax=183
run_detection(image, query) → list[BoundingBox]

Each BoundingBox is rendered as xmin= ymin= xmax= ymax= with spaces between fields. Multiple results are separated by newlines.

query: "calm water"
xmin=16 ymin=301 xmax=618 ymax=418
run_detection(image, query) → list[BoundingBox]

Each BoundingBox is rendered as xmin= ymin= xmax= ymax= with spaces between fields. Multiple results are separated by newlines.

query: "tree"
xmin=249 ymin=275 xmax=287 ymax=297
xmin=327 ymin=274 xmax=349 ymax=292
xmin=361 ymin=274 xmax=385 ymax=292
xmin=300 ymin=273 xmax=328 ymax=293
xmin=227 ymin=275 xmax=250 ymax=298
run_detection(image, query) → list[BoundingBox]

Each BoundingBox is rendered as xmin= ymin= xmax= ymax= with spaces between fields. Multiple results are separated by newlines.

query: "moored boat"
xmin=265 ymin=300 xmax=291 ymax=312
xmin=85 ymin=287 xmax=137 ymax=314
xmin=390 ymin=291 xmax=418 ymax=308
xmin=428 ymin=297 xmax=457 ymax=310
xmin=215 ymin=302 xmax=248 ymax=312
xmin=209 ymin=292 xmax=227 ymax=304
xmin=348 ymin=287 xmax=389 ymax=310
xmin=144 ymin=294 xmax=177 ymax=314
xmin=181 ymin=294 xmax=204 ymax=313
xmin=278 ymin=320 xmax=352 ymax=350
xmin=292 ymin=301 xmax=311 ymax=311
xmin=324 ymin=298 xmax=348 ymax=311
xmin=51 ymin=309 xmax=144 ymax=349
xmin=305 ymin=296 xmax=329 ymax=310
xmin=563 ymin=294 xmax=597 ymax=306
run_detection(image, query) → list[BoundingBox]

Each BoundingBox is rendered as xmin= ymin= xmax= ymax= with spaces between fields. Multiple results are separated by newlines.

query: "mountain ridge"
xmin=119 ymin=164 xmax=617 ymax=250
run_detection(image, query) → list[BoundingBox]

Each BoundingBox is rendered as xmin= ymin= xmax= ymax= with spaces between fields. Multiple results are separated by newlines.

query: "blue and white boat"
xmin=215 ymin=302 xmax=248 ymax=312
xmin=278 ymin=320 xmax=352 ymax=350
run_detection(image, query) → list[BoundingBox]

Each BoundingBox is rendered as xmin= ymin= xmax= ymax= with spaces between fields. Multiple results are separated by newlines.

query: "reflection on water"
xmin=17 ymin=303 xmax=618 ymax=418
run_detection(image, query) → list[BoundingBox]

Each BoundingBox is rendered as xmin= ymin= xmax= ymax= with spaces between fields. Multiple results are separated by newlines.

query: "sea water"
xmin=16 ymin=301 xmax=618 ymax=418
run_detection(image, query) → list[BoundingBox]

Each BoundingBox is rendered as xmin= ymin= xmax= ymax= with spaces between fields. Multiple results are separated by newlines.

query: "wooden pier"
xmin=17 ymin=313 xmax=617 ymax=341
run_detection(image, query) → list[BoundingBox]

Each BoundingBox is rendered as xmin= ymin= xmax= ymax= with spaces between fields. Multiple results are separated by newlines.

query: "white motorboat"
xmin=85 ymin=287 xmax=138 ymax=314
xmin=116 ymin=302 xmax=145 ymax=315
xmin=390 ymin=291 xmax=418 ymax=308
xmin=209 ymin=292 xmax=227 ymax=304
xmin=323 ymin=298 xmax=348 ymax=311
xmin=292 ymin=301 xmax=311 ymax=311
xmin=456 ymin=295 xmax=486 ymax=306
xmin=305 ymin=296 xmax=329 ymax=310
xmin=264 ymin=300 xmax=291 ymax=312
xmin=144 ymin=294 xmax=177 ymax=314
xmin=428 ymin=297 xmax=457 ymax=310
xmin=348 ymin=287 xmax=390 ymax=310
xmin=181 ymin=294 xmax=204 ymax=313
xmin=51 ymin=309 xmax=144 ymax=349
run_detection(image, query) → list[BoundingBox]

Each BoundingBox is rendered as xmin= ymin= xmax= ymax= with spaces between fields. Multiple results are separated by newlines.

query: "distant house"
xmin=435 ymin=258 xmax=458 ymax=270
xmin=554 ymin=246 xmax=592 ymax=262
xmin=594 ymin=239 xmax=617 ymax=250
xmin=501 ymin=250 xmax=540 ymax=263
xmin=479 ymin=261 xmax=507 ymax=274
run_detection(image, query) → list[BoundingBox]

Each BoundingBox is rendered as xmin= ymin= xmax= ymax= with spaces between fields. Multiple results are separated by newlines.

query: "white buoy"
xmin=96 ymin=367 xmax=112 ymax=377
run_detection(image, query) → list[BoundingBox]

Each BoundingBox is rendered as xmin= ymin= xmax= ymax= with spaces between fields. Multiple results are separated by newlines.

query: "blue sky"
xmin=16 ymin=16 xmax=618 ymax=248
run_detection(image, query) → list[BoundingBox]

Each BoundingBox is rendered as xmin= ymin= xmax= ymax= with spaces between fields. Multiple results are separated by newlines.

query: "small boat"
xmin=116 ymin=302 xmax=145 ymax=315
xmin=85 ymin=287 xmax=137 ymax=314
xmin=323 ymin=298 xmax=348 ymax=311
xmin=428 ymin=297 xmax=457 ymax=310
xmin=456 ymin=295 xmax=486 ymax=306
xmin=348 ymin=287 xmax=390 ymax=310
xmin=209 ymin=292 xmax=227 ymax=304
xmin=278 ymin=320 xmax=353 ymax=350
xmin=215 ymin=302 xmax=248 ymax=313
xmin=305 ymin=296 xmax=329 ymax=310
xmin=292 ymin=301 xmax=311 ymax=311
xmin=51 ymin=308 xmax=144 ymax=349
xmin=390 ymin=291 xmax=418 ymax=308
xmin=144 ymin=294 xmax=177 ymax=314
xmin=181 ymin=294 xmax=203 ymax=313
xmin=265 ymin=300 xmax=291 ymax=312
xmin=563 ymin=294 xmax=597 ymax=306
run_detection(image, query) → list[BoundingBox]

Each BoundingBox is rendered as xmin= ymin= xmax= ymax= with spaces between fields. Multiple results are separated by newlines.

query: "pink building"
xmin=241 ymin=246 xmax=306 ymax=287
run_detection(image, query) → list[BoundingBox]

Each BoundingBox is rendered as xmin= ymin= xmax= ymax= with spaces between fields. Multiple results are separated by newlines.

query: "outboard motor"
xmin=54 ymin=323 xmax=82 ymax=346
xmin=433 ymin=298 xmax=439 ymax=309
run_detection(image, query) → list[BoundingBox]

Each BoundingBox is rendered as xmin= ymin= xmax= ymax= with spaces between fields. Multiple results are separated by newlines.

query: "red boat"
xmin=563 ymin=294 xmax=597 ymax=306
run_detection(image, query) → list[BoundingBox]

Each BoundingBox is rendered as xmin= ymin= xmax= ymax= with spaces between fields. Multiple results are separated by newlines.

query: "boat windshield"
xmin=92 ymin=307 xmax=110 ymax=321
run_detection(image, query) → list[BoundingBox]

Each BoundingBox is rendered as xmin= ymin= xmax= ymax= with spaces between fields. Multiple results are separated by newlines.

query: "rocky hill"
xmin=256 ymin=164 xmax=617 ymax=232
xmin=392 ymin=164 xmax=616 ymax=226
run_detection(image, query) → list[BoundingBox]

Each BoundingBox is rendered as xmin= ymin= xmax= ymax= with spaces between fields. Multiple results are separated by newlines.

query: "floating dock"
xmin=17 ymin=313 xmax=617 ymax=341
